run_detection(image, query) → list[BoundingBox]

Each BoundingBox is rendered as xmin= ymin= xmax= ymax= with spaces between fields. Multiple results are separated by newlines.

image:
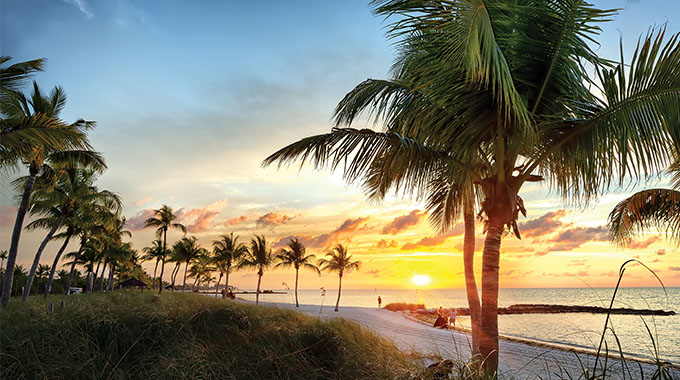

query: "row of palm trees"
xmin=139 ymin=207 xmax=361 ymax=311
xmin=0 ymin=56 xmax=135 ymax=305
xmin=263 ymin=0 xmax=680 ymax=375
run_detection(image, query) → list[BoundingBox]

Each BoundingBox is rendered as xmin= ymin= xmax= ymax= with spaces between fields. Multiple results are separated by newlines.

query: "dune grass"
xmin=0 ymin=291 xmax=424 ymax=379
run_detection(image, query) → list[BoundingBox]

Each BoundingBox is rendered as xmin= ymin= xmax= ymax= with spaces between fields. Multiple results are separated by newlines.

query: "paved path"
xmin=250 ymin=301 xmax=679 ymax=379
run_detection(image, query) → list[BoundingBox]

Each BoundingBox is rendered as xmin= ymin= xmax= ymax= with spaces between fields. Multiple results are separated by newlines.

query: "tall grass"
xmin=0 ymin=292 xmax=423 ymax=379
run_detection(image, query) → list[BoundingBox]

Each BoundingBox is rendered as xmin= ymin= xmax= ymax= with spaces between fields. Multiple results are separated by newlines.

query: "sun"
xmin=411 ymin=274 xmax=431 ymax=287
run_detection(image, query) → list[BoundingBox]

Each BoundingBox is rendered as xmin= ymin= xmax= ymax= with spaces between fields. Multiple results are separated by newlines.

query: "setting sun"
xmin=411 ymin=274 xmax=431 ymax=287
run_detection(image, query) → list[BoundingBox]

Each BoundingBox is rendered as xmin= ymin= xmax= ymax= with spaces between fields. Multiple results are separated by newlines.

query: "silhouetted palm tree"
xmin=238 ymin=235 xmax=272 ymax=305
xmin=212 ymin=233 xmax=248 ymax=298
xmin=318 ymin=244 xmax=360 ymax=312
xmin=141 ymin=239 xmax=166 ymax=289
xmin=144 ymin=205 xmax=186 ymax=293
xmin=274 ymin=237 xmax=319 ymax=307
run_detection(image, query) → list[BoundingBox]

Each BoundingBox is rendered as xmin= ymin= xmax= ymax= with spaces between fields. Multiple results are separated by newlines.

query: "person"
xmin=450 ymin=308 xmax=457 ymax=328
xmin=378 ymin=296 xmax=382 ymax=308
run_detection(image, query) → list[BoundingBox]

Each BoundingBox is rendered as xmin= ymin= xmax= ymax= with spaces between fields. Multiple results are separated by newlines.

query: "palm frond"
xmin=608 ymin=188 xmax=680 ymax=246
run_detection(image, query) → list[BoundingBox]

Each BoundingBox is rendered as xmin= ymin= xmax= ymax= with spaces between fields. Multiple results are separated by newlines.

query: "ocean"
xmin=236 ymin=287 xmax=680 ymax=363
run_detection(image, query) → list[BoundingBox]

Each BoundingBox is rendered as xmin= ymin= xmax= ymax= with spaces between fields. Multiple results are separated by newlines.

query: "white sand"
xmin=242 ymin=299 xmax=679 ymax=379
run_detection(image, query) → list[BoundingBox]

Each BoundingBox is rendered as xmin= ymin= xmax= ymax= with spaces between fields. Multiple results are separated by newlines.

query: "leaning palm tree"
xmin=144 ymin=205 xmax=186 ymax=293
xmin=274 ymin=237 xmax=319 ymax=307
xmin=264 ymin=2 xmax=680 ymax=373
xmin=1 ymin=81 xmax=102 ymax=306
xmin=21 ymin=167 xmax=120 ymax=300
xmin=187 ymin=254 xmax=214 ymax=291
xmin=141 ymin=239 xmax=166 ymax=289
xmin=238 ymin=235 xmax=272 ymax=305
xmin=609 ymin=159 xmax=680 ymax=245
xmin=318 ymin=244 xmax=360 ymax=312
xmin=212 ymin=233 xmax=248 ymax=298
xmin=172 ymin=236 xmax=207 ymax=290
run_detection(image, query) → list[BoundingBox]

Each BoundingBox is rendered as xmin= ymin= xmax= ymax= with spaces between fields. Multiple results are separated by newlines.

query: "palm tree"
xmin=172 ymin=236 xmax=206 ymax=290
xmin=167 ymin=245 xmax=184 ymax=290
xmin=318 ymin=244 xmax=360 ymax=312
xmin=274 ymin=237 xmax=319 ymax=307
xmin=144 ymin=205 xmax=186 ymax=293
xmin=22 ymin=168 xmax=120 ymax=300
xmin=141 ymin=239 xmax=166 ymax=289
xmin=212 ymin=233 xmax=248 ymax=298
xmin=187 ymin=254 xmax=214 ymax=291
xmin=0 ymin=250 xmax=7 ymax=271
xmin=264 ymin=2 xmax=680 ymax=372
xmin=35 ymin=264 xmax=50 ymax=294
xmin=1 ymin=81 xmax=102 ymax=306
xmin=609 ymin=159 xmax=680 ymax=245
xmin=238 ymin=235 xmax=272 ymax=305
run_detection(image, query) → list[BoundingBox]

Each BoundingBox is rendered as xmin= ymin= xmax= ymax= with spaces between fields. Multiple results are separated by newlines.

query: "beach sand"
xmin=241 ymin=299 xmax=679 ymax=379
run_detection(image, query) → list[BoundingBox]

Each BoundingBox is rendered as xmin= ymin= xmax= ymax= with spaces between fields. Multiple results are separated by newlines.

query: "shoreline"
xmin=241 ymin=299 xmax=679 ymax=378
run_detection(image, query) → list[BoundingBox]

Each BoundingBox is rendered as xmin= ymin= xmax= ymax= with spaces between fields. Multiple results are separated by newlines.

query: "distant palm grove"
xmin=0 ymin=57 xmax=359 ymax=310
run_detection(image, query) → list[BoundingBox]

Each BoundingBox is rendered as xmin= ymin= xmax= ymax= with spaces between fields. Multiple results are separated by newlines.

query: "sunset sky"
xmin=2 ymin=0 xmax=679 ymax=291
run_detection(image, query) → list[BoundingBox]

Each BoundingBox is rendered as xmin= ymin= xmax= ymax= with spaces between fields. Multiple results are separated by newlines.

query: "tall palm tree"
xmin=141 ymin=239 xmax=166 ymax=289
xmin=212 ymin=233 xmax=248 ymax=298
xmin=609 ymin=159 xmax=680 ymax=245
xmin=274 ymin=237 xmax=319 ymax=307
xmin=1 ymin=81 xmax=102 ymax=306
xmin=318 ymin=244 xmax=360 ymax=312
xmin=21 ymin=168 xmax=120 ymax=299
xmin=238 ymin=235 xmax=272 ymax=305
xmin=144 ymin=205 xmax=186 ymax=293
xmin=177 ymin=236 xmax=206 ymax=290
xmin=264 ymin=1 xmax=680 ymax=372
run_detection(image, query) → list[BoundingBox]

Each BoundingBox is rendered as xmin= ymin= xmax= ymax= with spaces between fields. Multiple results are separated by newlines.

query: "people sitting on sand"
xmin=433 ymin=307 xmax=448 ymax=328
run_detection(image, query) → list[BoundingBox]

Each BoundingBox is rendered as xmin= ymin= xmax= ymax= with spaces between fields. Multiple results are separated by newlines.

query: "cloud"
xmin=177 ymin=208 xmax=219 ymax=233
xmin=669 ymin=266 xmax=680 ymax=272
xmin=381 ymin=210 xmax=425 ymax=235
xmin=366 ymin=269 xmax=381 ymax=278
xmin=534 ymin=250 xmax=549 ymax=257
xmin=60 ymin=0 xmax=93 ymax=19
xmin=126 ymin=209 xmax=155 ymax=230
xmin=519 ymin=210 xmax=567 ymax=237
xmin=627 ymin=236 xmax=660 ymax=249
xmin=133 ymin=196 xmax=153 ymax=207
xmin=549 ymin=225 xmax=608 ymax=251
xmin=306 ymin=217 xmax=370 ymax=249
xmin=657 ymin=249 xmax=666 ymax=256
xmin=256 ymin=212 xmax=295 ymax=229
xmin=224 ymin=215 xmax=248 ymax=226
xmin=0 ymin=205 xmax=17 ymax=227
xmin=373 ymin=239 xmax=398 ymax=249
xmin=272 ymin=235 xmax=313 ymax=249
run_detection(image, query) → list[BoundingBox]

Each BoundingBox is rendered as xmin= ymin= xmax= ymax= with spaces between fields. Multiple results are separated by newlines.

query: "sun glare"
xmin=411 ymin=274 xmax=431 ymax=287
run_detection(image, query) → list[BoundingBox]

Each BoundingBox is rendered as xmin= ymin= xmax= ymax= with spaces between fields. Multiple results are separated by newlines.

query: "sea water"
xmin=237 ymin=287 xmax=680 ymax=363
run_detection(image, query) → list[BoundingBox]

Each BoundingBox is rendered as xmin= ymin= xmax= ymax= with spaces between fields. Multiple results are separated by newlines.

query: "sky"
xmin=2 ymin=0 xmax=680 ymax=291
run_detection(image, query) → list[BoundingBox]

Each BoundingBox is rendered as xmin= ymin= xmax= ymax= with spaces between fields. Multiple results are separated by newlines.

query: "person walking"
xmin=377 ymin=296 xmax=382 ymax=308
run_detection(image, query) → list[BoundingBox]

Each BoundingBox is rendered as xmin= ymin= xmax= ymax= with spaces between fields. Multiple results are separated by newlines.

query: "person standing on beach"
xmin=450 ymin=309 xmax=457 ymax=328
xmin=377 ymin=296 xmax=382 ymax=308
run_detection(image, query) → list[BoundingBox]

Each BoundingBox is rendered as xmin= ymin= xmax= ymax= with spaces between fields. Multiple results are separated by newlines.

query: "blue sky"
xmin=2 ymin=0 xmax=679 ymax=289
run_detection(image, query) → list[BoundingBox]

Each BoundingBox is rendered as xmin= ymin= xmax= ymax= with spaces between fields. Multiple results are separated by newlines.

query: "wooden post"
xmin=48 ymin=303 xmax=53 ymax=313
xmin=60 ymin=300 xmax=65 ymax=308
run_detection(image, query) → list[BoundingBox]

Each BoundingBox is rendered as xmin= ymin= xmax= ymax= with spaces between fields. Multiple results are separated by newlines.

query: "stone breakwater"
xmin=420 ymin=304 xmax=676 ymax=316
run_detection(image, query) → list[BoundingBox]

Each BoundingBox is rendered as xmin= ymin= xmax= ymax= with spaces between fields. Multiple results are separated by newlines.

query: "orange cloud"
xmin=518 ymin=210 xmax=567 ymax=237
xmin=373 ymin=239 xmax=398 ymax=249
xmin=548 ymin=225 xmax=608 ymax=251
xmin=133 ymin=196 xmax=153 ymax=207
xmin=126 ymin=209 xmax=155 ymax=230
xmin=177 ymin=207 xmax=219 ymax=233
xmin=626 ymin=236 xmax=660 ymax=249
xmin=225 ymin=215 xmax=248 ymax=226
xmin=381 ymin=210 xmax=425 ymax=235
xmin=256 ymin=212 xmax=295 ymax=229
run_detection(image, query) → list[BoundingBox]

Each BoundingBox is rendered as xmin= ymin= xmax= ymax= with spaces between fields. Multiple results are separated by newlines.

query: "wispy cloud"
xmin=381 ymin=209 xmax=425 ymax=235
xmin=61 ymin=0 xmax=93 ymax=19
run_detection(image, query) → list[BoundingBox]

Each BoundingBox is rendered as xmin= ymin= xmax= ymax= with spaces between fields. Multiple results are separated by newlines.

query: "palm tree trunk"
xmin=97 ymin=259 xmax=108 ymax=291
xmin=171 ymin=263 xmax=180 ymax=290
xmin=44 ymin=234 xmax=71 ymax=299
xmin=215 ymin=272 xmax=223 ymax=298
xmin=158 ymin=229 xmax=167 ymax=294
xmin=479 ymin=218 xmax=504 ymax=376
xmin=463 ymin=198 xmax=482 ymax=356
xmin=255 ymin=270 xmax=263 ymax=305
xmin=295 ymin=268 xmax=300 ymax=308
xmin=152 ymin=259 xmax=159 ymax=289
xmin=1 ymin=169 xmax=38 ymax=307
xmin=106 ymin=264 xmax=115 ymax=290
xmin=223 ymin=267 xmax=230 ymax=299
xmin=183 ymin=261 xmax=189 ymax=290
xmin=22 ymin=215 xmax=65 ymax=300
xmin=65 ymin=260 xmax=78 ymax=294
xmin=334 ymin=274 xmax=343 ymax=312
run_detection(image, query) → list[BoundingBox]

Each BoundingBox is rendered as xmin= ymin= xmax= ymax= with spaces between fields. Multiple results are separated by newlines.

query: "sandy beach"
xmin=247 ymin=300 xmax=679 ymax=379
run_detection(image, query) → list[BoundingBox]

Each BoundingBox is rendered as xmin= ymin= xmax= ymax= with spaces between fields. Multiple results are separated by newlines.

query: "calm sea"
xmin=237 ymin=287 xmax=680 ymax=363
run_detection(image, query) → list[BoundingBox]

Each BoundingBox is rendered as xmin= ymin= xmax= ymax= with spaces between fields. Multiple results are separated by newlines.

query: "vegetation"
xmin=264 ymin=0 xmax=680 ymax=373
xmin=238 ymin=235 xmax=274 ymax=305
xmin=143 ymin=205 xmax=186 ymax=293
xmin=212 ymin=233 xmax=248 ymax=297
xmin=318 ymin=244 xmax=361 ymax=312
xmin=274 ymin=237 xmax=320 ymax=307
xmin=0 ymin=292 xmax=421 ymax=380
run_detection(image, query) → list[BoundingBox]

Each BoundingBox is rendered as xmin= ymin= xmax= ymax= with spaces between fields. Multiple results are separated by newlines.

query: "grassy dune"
xmin=0 ymin=292 xmax=423 ymax=379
